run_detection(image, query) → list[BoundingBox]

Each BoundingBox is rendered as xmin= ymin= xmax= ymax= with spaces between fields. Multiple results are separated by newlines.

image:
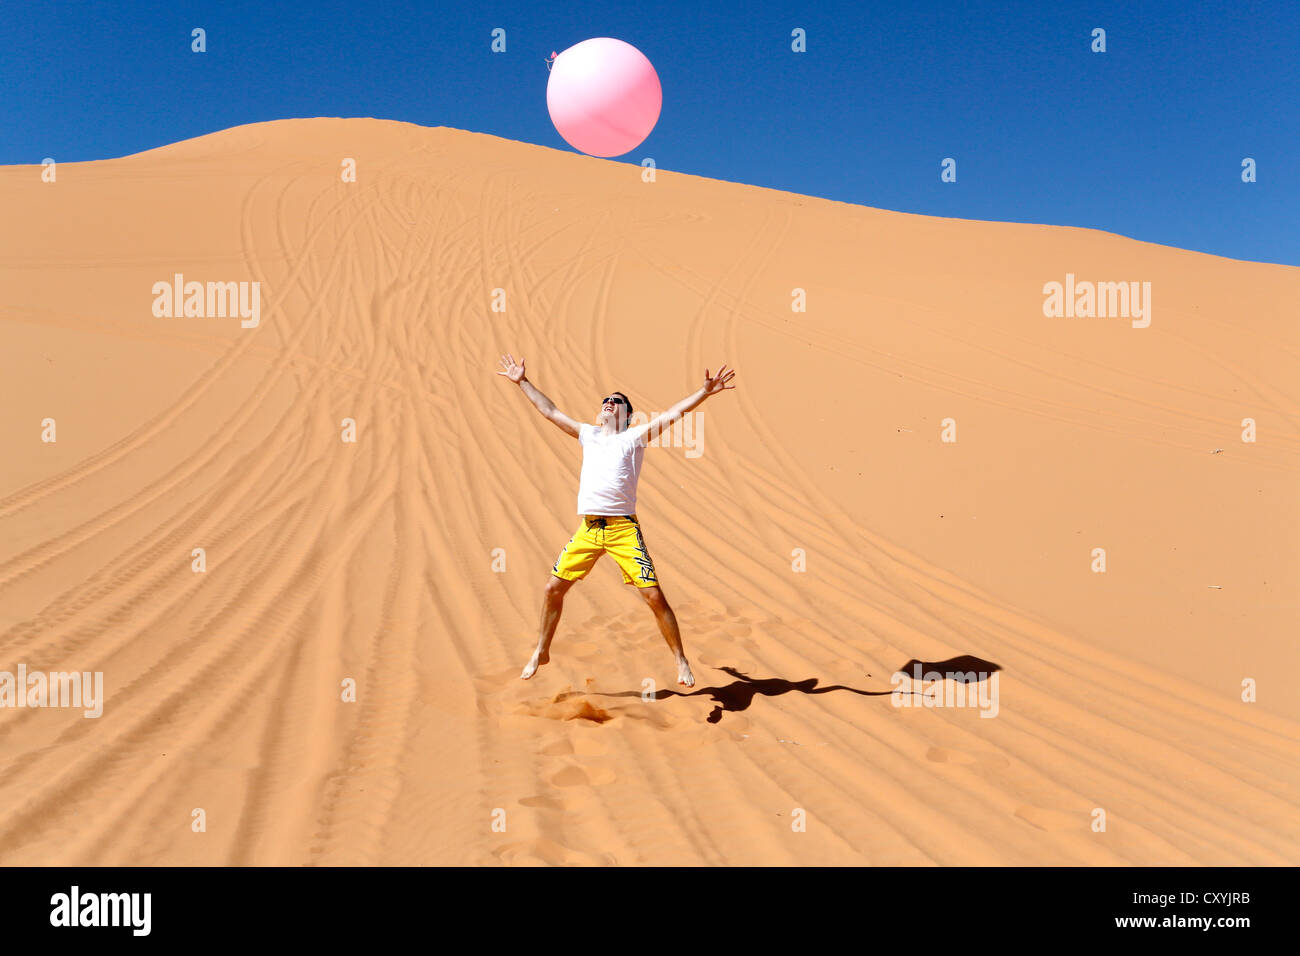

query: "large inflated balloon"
xmin=546 ymin=38 xmax=662 ymax=158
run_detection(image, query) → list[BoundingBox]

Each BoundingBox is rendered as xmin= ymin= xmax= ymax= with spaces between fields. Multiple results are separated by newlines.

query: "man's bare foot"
xmin=677 ymin=658 xmax=695 ymax=688
xmin=521 ymin=648 xmax=550 ymax=680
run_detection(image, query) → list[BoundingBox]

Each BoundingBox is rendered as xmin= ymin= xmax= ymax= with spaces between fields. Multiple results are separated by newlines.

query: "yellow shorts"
xmin=552 ymin=515 xmax=659 ymax=588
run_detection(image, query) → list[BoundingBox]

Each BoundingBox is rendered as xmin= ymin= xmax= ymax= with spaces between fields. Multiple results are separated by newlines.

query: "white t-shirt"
xmin=576 ymin=422 xmax=650 ymax=515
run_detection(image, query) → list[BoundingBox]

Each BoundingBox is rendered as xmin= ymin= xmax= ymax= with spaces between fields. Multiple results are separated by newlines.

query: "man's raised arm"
xmin=644 ymin=364 xmax=737 ymax=443
xmin=497 ymin=353 xmax=581 ymax=438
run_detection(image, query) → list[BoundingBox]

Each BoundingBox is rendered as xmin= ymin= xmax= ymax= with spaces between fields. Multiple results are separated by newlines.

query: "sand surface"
xmin=1 ymin=117 xmax=1297 ymax=865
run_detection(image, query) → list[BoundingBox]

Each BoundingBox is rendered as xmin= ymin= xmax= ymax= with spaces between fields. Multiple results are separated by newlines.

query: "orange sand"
xmin=0 ymin=118 xmax=1296 ymax=865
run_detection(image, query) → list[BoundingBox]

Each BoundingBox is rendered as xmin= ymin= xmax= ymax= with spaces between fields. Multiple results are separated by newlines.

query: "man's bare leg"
xmin=638 ymin=585 xmax=694 ymax=687
xmin=521 ymin=574 xmax=575 ymax=679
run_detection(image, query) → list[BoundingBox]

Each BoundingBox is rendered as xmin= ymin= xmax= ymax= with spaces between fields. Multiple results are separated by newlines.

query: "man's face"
xmin=599 ymin=394 xmax=628 ymax=430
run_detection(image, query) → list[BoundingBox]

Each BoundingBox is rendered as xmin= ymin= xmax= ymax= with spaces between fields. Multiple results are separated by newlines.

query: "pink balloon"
xmin=546 ymin=38 xmax=662 ymax=158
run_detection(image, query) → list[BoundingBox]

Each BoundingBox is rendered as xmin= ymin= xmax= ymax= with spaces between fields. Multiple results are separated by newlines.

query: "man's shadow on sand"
xmin=598 ymin=656 xmax=1001 ymax=724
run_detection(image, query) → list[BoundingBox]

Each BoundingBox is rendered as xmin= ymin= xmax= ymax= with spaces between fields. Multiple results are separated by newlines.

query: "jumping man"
xmin=496 ymin=354 xmax=737 ymax=687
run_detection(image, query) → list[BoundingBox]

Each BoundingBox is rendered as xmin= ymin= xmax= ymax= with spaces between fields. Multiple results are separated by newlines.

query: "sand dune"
xmin=0 ymin=117 xmax=1296 ymax=865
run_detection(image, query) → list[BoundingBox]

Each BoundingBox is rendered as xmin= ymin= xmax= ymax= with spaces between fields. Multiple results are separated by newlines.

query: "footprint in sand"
xmin=570 ymin=734 xmax=608 ymax=756
xmin=539 ymin=738 xmax=574 ymax=757
xmin=517 ymin=794 xmax=569 ymax=810
xmin=628 ymin=700 xmax=725 ymax=739
xmin=540 ymin=732 xmax=609 ymax=757
xmin=513 ymin=692 xmax=618 ymax=724
xmin=550 ymin=763 xmax=616 ymax=787
xmin=723 ymin=715 xmax=752 ymax=739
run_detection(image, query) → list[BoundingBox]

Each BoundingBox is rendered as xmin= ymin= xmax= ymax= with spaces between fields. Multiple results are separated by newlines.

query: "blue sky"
xmin=5 ymin=0 xmax=1296 ymax=265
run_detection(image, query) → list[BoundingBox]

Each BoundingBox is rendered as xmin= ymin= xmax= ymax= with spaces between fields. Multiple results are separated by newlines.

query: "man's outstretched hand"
xmin=497 ymin=353 xmax=526 ymax=384
xmin=703 ymin=364 xmax=737 ymax=396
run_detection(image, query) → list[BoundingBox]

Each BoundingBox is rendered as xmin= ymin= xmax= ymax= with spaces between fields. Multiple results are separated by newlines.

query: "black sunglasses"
xmin=601 ymin=395 xmax=628 ymax=407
